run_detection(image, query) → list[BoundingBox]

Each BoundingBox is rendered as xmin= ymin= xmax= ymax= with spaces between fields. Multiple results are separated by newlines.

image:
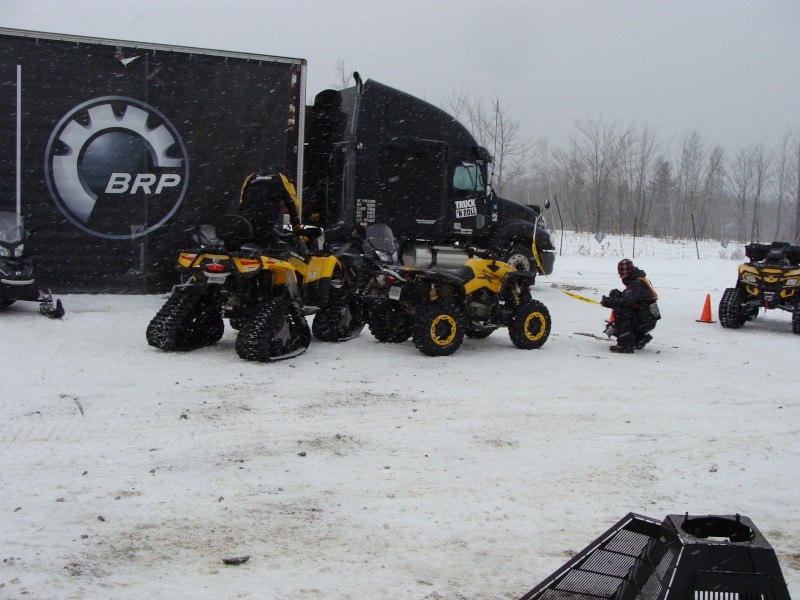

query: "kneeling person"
xmin=601 ymin=259 xmax=660 ymax=353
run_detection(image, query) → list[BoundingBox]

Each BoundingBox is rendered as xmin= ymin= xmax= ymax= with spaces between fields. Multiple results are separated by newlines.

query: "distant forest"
xmin=443 ymin=90 xmax=800 ymax=245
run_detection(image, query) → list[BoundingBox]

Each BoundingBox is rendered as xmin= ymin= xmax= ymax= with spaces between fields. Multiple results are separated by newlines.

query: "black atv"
xmin=719 ymin=241 xmax=800 ymax=334
xmin=0 ymin=211 xmax=64 ymax=318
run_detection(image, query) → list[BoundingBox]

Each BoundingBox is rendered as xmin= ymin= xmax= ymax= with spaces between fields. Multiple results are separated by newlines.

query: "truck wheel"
xmin=412 ymin=302 xmax=466 ymax=356
xmin=793 ymin=305 xmax=800 ymax=335
xmin=719 ymin=287 xmax=746 ymax=329
xmin=312 ymin=293 xmax=366 ymax=342
xmin=368 ymin=300 xmax=412 ymax=343
xmin=508 ymin=299 xmax=551 ymax=349
xmin=503 ymin=245 xmax=535 ymax=273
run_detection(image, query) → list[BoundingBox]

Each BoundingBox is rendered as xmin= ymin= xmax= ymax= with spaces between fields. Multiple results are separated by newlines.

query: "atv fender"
xmin=498 ymin=270 xmax=536 ymax=299
xmin=405 ymin=270 xmax=468 ymax=304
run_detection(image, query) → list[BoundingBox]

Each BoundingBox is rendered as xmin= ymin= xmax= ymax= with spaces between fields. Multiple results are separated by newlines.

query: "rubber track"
xmin=718 ymin=287 xmax=745 ymax=329
xmin=146 ymin=285 xmax=223 ymax=350
xmin=311 ymin=292 xmax=366 ymax=342
xmin=235 ymin=296 xmax=310 ymax=362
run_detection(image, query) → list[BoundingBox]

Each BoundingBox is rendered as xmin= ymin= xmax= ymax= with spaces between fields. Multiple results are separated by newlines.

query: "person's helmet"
xmin=618 ymin=259 xmax=634 ymax=280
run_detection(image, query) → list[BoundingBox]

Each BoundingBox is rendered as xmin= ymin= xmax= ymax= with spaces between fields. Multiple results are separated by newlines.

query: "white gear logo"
xmin=45 ymin=96 xmax=189 ymax=240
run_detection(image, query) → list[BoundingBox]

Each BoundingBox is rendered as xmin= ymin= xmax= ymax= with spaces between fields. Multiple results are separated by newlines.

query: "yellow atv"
xmin=370 ymin=247 xmax=551 ymax=356
xmin=146 ymin=215 xmax=349 ymax=361
xmin=719 ymin=241 xmax=800 ymax=334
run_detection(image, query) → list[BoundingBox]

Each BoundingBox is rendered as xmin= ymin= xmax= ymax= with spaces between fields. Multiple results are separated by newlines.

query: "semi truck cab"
xmin=304 ymin=76 xmax=554 ymax=275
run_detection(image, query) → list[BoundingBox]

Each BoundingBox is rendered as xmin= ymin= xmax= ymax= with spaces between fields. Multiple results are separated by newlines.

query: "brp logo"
xmin=45 ymin=96 xmax=189 ymax=239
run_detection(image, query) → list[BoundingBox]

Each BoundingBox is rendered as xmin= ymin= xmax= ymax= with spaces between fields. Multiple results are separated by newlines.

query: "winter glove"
xmin=610 ymin=288 xmax=622 ymax=297
xmin=600 ymin=296 xmax=610 ymax=307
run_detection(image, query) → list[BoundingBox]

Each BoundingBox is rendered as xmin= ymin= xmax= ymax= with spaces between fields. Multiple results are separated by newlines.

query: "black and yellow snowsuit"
xmin=238 ymin=171 xmax=301 ymax=248
xmin=601 ymin=265 xmax=660 ymax=350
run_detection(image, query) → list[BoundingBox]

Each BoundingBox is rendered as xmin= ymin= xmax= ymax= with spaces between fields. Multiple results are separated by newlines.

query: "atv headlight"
xmin=742 ymin=274 xmax=758 ymax=283
xmin=14 ymin=244 xmax=24 ymax=258
xmin=786 ymin=278 xmax=799 ymax=286
xmin=0 ymin=247 xmax=9 ymax=257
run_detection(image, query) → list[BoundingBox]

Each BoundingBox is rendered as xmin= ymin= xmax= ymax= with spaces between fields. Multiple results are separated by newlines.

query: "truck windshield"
xmin=453 ymin=163 xmax=484 ymax=192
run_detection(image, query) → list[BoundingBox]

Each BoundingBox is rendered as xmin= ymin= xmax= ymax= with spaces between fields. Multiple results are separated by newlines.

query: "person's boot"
xmin=635 ymin=334 xmax=653 ymax=349
xmin=610 ymin=344 xmax=634 ymax=354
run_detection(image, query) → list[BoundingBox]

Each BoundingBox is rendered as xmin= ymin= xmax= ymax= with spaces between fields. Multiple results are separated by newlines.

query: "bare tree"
xmin=771 ymin=130 xmax=794 ymax=240
xmin=794 ymin=129 xmax=800 ymax=244
xmin=442 ymin=89 xmax=533 ymax=195
xmin=571 ymin=116 xmax=633 ymax=233
xmin=617 ymin=124 xmax=663 ymax=235
xmin=727 ymin=145 xmax=756 ymax=242
xmin=673 ymin=131 xmax=709 ymax=238
xmin=703 ymin=145 xmax=726 ymax=240
xmin=749 ymin=140 xmax=773 ymax=242
xmin=332 ymin=57 xmax=352 ymax=90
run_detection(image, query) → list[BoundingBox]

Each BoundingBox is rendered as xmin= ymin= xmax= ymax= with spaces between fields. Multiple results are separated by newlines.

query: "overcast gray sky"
xmin=2 ymin=0 xmax=798 ymax=150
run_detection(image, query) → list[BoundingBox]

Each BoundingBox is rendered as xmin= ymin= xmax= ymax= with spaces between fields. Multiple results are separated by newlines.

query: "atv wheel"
xmin=503 ymin=244 xmax=536 ymax=275
xmin=793 ymin=305 xmax=800 ymax=335
xmin=508 ymin=299 xmax=551 ymax=349
xmin=235 ymin=296 xmax=310 ymax=362
xmin=718 ymin=287 xmax=746 ymax=329
xmin=146 ymin=286 xmax=224 ymax=351
xmin=412 ymin=302 xmax=466 ymax=356
xmin=312 ymin=292 xmax=366 ymax=342
xmin=0 ymin=298 xmax=15 ymax=310
xmin=368 ymin=300 xmax=412 ymax=343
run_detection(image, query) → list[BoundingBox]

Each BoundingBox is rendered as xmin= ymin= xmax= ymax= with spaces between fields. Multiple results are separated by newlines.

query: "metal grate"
xmin=520 ymin=513 xmax=678 ymax=600
xmin=518 ymin=514 xmax=790 ymax=600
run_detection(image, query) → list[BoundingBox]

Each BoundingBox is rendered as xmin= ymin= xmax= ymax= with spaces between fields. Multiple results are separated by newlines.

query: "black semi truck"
xmin=304 ymin=75 xmax=554 ymax=274
xmin=1 ymin=28 xmax=553 ymax=293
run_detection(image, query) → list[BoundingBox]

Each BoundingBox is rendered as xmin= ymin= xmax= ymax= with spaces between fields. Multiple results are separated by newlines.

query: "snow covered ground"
xmin=2 ymin=236 xmax=798 ymax=599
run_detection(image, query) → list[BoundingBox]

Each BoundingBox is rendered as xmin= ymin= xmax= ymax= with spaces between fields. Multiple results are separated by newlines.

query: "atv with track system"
xmin=719 ymin=241 xmax=800 ymax=334
xmin=147 ymin=214 xmax=357 ymax=361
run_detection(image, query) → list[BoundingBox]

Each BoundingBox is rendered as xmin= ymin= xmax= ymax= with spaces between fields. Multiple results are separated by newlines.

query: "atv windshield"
xmin=364 ymin=223 xmax=399 ymax=263
xmin=0 ymin=211 xmax=24 ymax=244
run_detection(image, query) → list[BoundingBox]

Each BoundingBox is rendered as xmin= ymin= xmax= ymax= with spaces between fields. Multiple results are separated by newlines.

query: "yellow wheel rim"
xmin=430 ymin=314 xmax=457 ymax=346
xmin=524 ymin=312 xmax=546 ymax=341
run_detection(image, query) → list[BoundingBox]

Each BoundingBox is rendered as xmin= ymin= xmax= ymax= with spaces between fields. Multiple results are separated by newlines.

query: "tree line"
xmin=442 ymin=89 xmax=800 ymax=245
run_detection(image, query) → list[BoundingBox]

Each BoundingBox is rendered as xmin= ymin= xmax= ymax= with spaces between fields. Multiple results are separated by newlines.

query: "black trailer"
xmin=0 ymin=27 xmax=305 ymax=292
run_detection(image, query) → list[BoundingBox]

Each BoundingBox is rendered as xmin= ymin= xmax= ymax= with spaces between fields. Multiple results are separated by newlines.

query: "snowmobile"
xmin=368 ymin=246 xmax=551 ymax=356
xmin=146 ymin=214 xmax=358 ymax=361
xmin=0 ymin=211 xmax=64 ymax=318
xmin=719 ymin=241 xmax=800 ymax=334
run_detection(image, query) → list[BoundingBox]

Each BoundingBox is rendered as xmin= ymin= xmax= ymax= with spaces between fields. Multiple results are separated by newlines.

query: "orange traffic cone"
xmin=696 ymin=294 xmax=716 ymax=323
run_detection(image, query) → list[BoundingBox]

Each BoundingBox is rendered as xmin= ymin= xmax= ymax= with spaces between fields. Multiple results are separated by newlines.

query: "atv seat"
xmin=430 ymin=266 xmax=476 ymax=285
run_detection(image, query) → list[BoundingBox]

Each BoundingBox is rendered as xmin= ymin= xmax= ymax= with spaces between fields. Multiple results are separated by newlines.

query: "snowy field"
xmin=1 ymin=234 xmax=798 ymax=599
